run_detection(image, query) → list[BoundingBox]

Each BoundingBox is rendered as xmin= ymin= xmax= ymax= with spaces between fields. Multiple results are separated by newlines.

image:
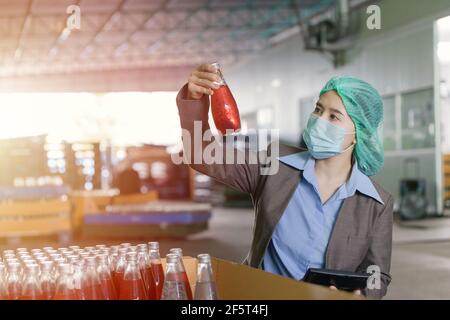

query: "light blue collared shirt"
xmin=261 ymin=151 xmax=384 ymax=280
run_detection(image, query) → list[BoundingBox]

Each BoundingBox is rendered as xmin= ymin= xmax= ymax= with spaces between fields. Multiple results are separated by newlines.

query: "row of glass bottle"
xmin=0 ymin=242 xmax=218 ymax=300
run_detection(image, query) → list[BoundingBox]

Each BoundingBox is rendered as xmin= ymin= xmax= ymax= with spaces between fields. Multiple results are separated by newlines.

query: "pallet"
xmin=0 ymin=198 xmax=72 ymax=241
xmin=82 ymin=222 xmax=208 ymax=239
xmin=82 ymin=201 xmax=212 ymax=239
xmin=70 ymin=189 xmax=159 ymax=231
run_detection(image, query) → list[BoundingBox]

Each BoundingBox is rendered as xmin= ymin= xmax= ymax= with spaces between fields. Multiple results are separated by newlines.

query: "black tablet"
xmin=302 ymin=268 xmax=370 ymax=292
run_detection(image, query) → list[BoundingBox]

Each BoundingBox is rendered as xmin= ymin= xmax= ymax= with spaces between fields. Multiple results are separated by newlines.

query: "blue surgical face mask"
xmin=302 ymin=114 xmax=355 ymax=160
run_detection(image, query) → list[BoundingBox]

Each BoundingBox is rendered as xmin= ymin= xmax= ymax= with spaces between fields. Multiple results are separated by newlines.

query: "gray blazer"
xmin=176 ymin=84 xmax=394 ymax=299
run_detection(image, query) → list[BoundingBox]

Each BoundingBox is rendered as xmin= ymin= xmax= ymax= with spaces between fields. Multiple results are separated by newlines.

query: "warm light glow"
xmin=0 ymin=91 xmax=180 ymax=146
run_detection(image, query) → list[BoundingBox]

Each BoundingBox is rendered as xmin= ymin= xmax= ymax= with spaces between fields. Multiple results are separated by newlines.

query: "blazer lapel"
xmin=254 ymin=161 xmax=302 ymax=267
xmin=325 ymin=195 xmax=357 ymax=269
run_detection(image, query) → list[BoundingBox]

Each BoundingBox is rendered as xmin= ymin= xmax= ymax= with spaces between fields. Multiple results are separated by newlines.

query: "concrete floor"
xmin=196 ymin=208 xmax=450 ymax=299
xmin=2 ymin=207 xmax=450 ymax=299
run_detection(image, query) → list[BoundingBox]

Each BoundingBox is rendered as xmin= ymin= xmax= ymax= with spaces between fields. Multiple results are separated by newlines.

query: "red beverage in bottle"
xmin=119 ymin=252 xmax=147 ymax=300
xmin=53 ymin=290 xmax=78 ymax=300
xmin=41 ymin=280 xmax=56 ymax=300
xmin=6 ymin=262 xmax=21 ymax=300
xmin=119 ymin=279 xmax=147 ymax=300
xmin=100 ymin=278 xmax=117 ymax=300
xmin=112 ymin=271 xmax=124 ymax=295
xmin=82 ymin=284 xmax=104 ymax=300
xmin=151 ymin=263 xmax=164 ymax=300
xmin=97 ymin=254 xmax=117 ymax=300
xmin=7 ymin=283 xmax=21 ymax=300
xmin=144 ymin=266 xmax=157 ymax=300
xmin=20 ymin=293 xmax=45 ymax=300
xmin=210 ymin=62 xmax=241 ymax=135
xmin=179 ymin=271 xmax=192 ymax=300
xmin=53 ymin=263 xmax=79 ymax=300
xmin=81 ymin=257 xmax=106 ymax=300
xmin=74 ymin=288 xmax=83 ymax=300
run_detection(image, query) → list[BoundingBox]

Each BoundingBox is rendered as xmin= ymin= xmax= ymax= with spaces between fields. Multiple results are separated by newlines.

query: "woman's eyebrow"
xmin=316 ymin=102 xmax=345 ymax=117
xmin=329 ymin=107 xmax=345 ymax=116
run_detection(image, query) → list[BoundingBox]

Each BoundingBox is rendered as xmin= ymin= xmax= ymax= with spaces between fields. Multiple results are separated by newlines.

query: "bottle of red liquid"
xmin=119 ymin=252 xmax=147 ymax=300
xmin=53 ymin=263 xmax=78 ymax=300
xmin=81 ymin=257 xmax=105 ymax=300
xmin=39 ymin=261 xmax=56 ymax=300
xmin=0 ymin=263 xmax=8 ymax=300
xmin=148 ymin=242 xmax=164 ymax=300
xmin=113 ymin=248 xmax=128 ymax=296
xmin=137 ymin=245 xmax=157 ymax=300
xmin=168 ymin=248 xmax=192 ymax=300
xmin=6 ymin=262 xmax=22 ymax=300
xmin=210 ymin=62 xmax=241 ymax=135
xmin=71 ymin=259 xmax=84 ymax=299
xmin=20 ymin=264 xmax=44 ymax=300
xmin=97 ymin=254 xmax=117 ymax=300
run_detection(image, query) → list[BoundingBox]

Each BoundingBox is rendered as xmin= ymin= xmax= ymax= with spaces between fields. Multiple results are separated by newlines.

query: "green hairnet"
xmin=319 ymin=76 xmax=384 ymax=176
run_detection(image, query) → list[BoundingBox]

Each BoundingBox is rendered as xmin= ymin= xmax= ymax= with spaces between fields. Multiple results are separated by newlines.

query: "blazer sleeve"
xmin=176 ymin=83 xmax=268 ymax=196
xmin=358 ymin=195 xmax=394 ymax=299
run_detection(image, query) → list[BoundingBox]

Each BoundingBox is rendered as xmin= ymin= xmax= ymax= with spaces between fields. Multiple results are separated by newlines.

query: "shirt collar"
xmin=277 ymin=151 xmax=384 ymax=205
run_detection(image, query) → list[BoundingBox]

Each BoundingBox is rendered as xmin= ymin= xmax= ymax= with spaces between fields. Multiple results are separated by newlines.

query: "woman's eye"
xmin=330 ymin=114 xmax=339 ymax=120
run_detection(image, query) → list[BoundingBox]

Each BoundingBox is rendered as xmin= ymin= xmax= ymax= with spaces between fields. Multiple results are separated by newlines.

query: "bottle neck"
xmin=165 ymin=262 xmax=180 ymax=277
xmin=196 ymin=262 xmax=214 ymax=283
xmin=211 ymin=62 xmax=227 ymax=86
xmin=215 ymin=69 xmax=226 ymax=86
xmin=149 ymin=250 xmax=161 ymax=263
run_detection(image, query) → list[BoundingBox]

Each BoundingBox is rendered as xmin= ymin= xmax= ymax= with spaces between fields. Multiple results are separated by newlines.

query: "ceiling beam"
xmin=111 ymin=0 xmax=170 ymax=58
xmin=12 ymin=0 xmax=33 ymax=62
xmin=76 ymin=0 xmax=127 ymax=60
xmin=0 ymin=65 xmax=196 ymax=92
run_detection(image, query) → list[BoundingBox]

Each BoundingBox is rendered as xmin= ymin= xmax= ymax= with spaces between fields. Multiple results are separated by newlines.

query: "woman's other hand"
xmin=329 ymin=285 xmax=362 ymax=296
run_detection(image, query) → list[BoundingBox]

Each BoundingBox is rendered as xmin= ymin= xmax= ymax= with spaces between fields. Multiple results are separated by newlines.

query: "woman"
xmin=176 ymin=64 xmax=394 ymax=299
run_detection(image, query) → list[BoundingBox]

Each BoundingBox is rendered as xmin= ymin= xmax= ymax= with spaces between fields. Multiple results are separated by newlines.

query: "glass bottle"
xmin=53 ymin=263 xmax=78 ymax=300
xmin=71 ymin=259 xmax=84 ymax=300
xmin=3 ymin=250 xmax=15 ymax=258
xmin=21 ymin=264 xmax=44 ymax=300
xmin=40 ymin=261 xmax=56 ymax=300
xmin=120 ymin=243 xmax=131 ymax=249
xmin=194 ymin=254 xmax=218 ymax=300
xmin=161 ymin=254 xmax=188 ymax=300
xmin=81 ymin=256 xmax=105 ymax=300
xmin=113 ymin=248 xmax=128 ymax=296
xmin=97 ymin=254 xmax=117 ymax=300
xmin=6 ymin=262 xmax=22 ymax=300
xmin=0 ymin=263 xmax=8 ymax=300
xmin=137 ymin=247 xmax=157 ymax=300
xmin=119 ymin=252 xmax=147 ymax=300
xmin=109 ymin=251 xmax=118 ymax=275
xmin=168 ymin=248 xmax=192 ymax=300
xmin=148 ymin=242 xmax=164 ymax=300
xmin=210 ymin=62 xmax=241 ymax=135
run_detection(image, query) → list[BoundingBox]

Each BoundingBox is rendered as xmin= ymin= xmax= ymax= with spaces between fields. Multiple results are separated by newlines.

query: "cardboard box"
xmin=164 ymin=257 xmax=362 ymax=300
